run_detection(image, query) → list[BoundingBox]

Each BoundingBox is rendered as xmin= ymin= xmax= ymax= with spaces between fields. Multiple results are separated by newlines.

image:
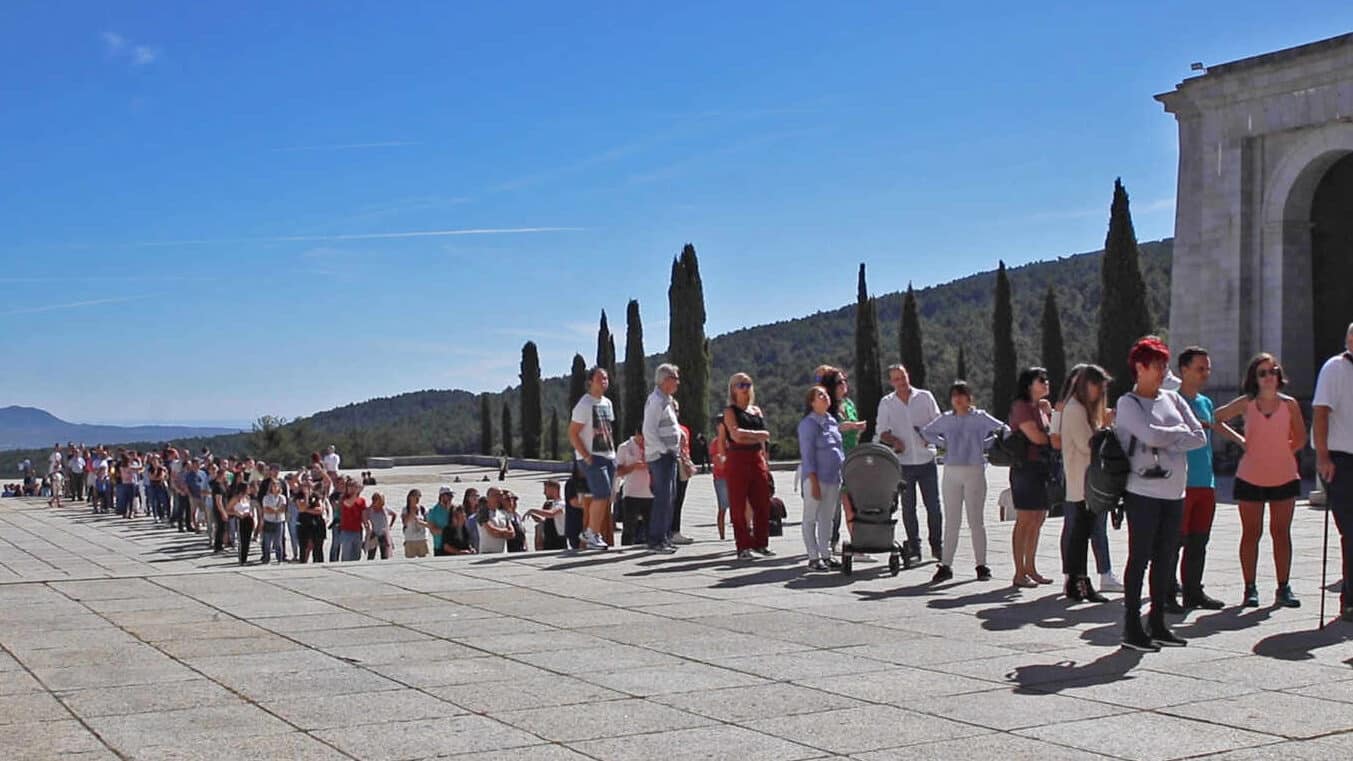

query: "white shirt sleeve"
xmin=1313 ymin=359 xmax=1340 ymax=410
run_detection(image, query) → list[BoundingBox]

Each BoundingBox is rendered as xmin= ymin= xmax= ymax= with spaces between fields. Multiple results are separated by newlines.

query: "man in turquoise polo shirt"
xmin=1176 ymin=347 xmax=1225 ymax=610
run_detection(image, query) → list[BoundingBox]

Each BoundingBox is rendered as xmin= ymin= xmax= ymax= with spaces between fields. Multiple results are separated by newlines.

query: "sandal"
xmin=1029 ymin=573 xmax=1053 ymax=585
xmin=1013 ymin=574 xmax=1039 ymax=589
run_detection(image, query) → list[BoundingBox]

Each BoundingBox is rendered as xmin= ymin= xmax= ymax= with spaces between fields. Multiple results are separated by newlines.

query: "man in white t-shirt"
xmin=476 ymin=490 xmax=513 ymax=554
xmin=1313 ymin=321 xmax=1353 ymax=623
xmin=876 ymin=364 xmax=944 ymax=562
xmin=68 ymin=450 xmax=86 ymax=502
xmin=525 ymin=480 xmax=568 ymax=551
xmin=569 ymin=367 xmax=617 ymax=550
xmin=322 ymin=446 xmax=341 ymax=478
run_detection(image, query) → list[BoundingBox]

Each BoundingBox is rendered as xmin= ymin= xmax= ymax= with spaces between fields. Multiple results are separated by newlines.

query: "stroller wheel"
xmin=841 ymin=554 xmax=853 ymax=576
xmin=889 ymin=554 xmax=901 ymax=576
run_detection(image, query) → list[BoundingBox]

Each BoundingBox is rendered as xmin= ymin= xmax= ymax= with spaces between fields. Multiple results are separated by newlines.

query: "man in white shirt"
xmin=322 ymin=446 xmax=341 ymax=479
xmin=642 ymin=364 xmax=683 ymax=554
xmin=876 ymin=364 xmax=944 ymax=563
xmin=48 ymin=444 xmax=63 ymax=478
xmin=569 ymin=367 xmax=617 ymax=550
xmin=616 ymin=432 xmax=653 ymax=546
xmin=68 ymin=450 xmax=86 ymax=502
xmin=1313 ymin=322 xmax=1353 ymax=623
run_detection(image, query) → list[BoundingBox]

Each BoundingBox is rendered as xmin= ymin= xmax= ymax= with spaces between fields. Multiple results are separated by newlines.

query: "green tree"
xmin=568 ymin=354 xmax=587 ymax=411
xmin=668 ymin=243 xmax=711 ymax=435
xmin=501 ymin=403 xmax=514 ymax=458
xmin=956 ymin=345 xmax=968 ymax=384
xmin=623 ymin=299 xmax=647 ymax=438
xmin=899 ymin=282 xmax=927 ymax=389
xmin=519 ymin=341 xmax=543 ymax=458
xmin=1097 ymin=178 xmax=1155 ymax=401
xmin=854 ymin=263 xmax=884 ymax=442
xmin=1041 ymin=286 xmax=1068 ymax=402
xmin=596 ymin=310 xmax=620 ymax=433
xmin=549 ymin=408 xmax=561 ymax=460
xmin=479 ymin=394 xmax=493 ymax=455
xmin=992 ymin=260 xmax=1017 ymax=420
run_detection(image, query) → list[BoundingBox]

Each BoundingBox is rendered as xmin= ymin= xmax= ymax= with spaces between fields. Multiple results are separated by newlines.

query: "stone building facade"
xmin=1157 ymin=33 xmax=1353 ymax=399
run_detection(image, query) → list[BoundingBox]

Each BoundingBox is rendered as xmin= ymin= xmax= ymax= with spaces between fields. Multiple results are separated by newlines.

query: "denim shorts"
xmin=584 ymin=456 xmax=617 ymax=499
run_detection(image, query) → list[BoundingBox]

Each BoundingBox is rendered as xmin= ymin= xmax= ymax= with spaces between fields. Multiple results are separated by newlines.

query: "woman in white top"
xmin=1054 ymin=364 xmax=1116 ymax=603
xmin=402 ymin=489 xmax=430 ymax=558
xmin=227 ymin=482 xmax=256 ymax=566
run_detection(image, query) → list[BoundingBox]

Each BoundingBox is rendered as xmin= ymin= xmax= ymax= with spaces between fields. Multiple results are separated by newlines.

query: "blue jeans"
xmin=900 ymin=461 xmax=942 ymax=553
xmin=329 ymin=526 xmax=341 ymax=562
xmin=115 ymin=483 xmax=135 ymax=516
xmin=339 ymin=530 xmax=364 ymax=561
xmin=261 ymin=522 xmax=284 ymax=563
xmin=648 ymin=453 xmax=678 ymax=547
xmin=149 ymin=484 xmax=170 ymax=521
xmin=286 ymin=505 xmax=299 ymax=560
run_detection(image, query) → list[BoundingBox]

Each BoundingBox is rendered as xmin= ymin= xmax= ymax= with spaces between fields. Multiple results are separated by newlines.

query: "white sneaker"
xmin=669 ymin=532 xmax=693 ymax=545
xmin=586 ymin=533 xmax=609 ymax=551
xmin=1100 ymin=571 xmax=1124 ymax=592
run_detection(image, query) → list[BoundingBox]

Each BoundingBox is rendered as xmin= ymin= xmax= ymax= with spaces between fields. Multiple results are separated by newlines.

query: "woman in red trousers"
xmin=722 ymin=372 xmax=774 ymax=560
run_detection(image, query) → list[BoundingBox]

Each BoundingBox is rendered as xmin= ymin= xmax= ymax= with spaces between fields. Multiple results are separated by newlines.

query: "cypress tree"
xmin=519 ymin=341 xmax=543 ymax=459
xmin=623 ymin=299 xmax=647 ymax=438
xmin=956 ymin=345 xmax=968 ymax=383
xmin=668 ymin=244 xmax=711 ymax=435
xmin=479 ymin=394 xmax=493 ymax=455
xmin=1097 ymin=178 xmax=1155 ymax=401
xmin=853 ymin=263 xmax=884 ymax=442
xmin=549 ymin=408 xmax=561 ymax=460
xmin=992 ymin=260 xmax=1017 ymax=420
xmin=596 ymin=310 xmax=620 ymax=433
xmin=1041 ymin=287 xmax=1068 ymax=402
xmin=501 ymin=403 xmax=514 ymax=458
xmin=899 ymin=282 xmax=927 ymax=389
xmin=568 ymin=354 xmax=587 ymax=411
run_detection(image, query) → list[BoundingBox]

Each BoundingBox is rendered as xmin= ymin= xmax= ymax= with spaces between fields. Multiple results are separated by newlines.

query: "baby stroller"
xmin=840 ymin=442 xmax=907 ymax=577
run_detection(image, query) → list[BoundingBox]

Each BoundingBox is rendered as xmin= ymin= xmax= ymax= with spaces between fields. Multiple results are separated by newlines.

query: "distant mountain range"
xmin=0 ymin=407 xmax=242 ymax=451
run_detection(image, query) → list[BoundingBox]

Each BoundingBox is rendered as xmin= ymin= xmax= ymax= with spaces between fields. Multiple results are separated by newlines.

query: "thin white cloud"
xmin=101 ymin=31 xmax=159 ymax=66
xmin=273 ymin=141 xmax=421 ymax=152
xmin=0 ymin=296 xmax=147 ymax=316
xmin=126 ymin=227 xmax=585 ymax=248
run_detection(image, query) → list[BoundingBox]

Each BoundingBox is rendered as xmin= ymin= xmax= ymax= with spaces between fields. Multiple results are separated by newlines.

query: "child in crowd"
xmin=364 ymin=491 xmax=397 ymax=560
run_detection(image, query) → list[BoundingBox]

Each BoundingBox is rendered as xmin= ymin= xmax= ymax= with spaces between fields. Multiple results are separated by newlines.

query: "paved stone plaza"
xmin=1 ymin=464 xmax=1351 ymax=760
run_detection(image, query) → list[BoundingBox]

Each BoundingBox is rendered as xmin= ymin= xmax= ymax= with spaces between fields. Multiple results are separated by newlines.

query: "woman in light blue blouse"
xmin=798 ymin=385 xmax=845 ymax=571
xmin=922 ymin=381 xmax=1008 ymax=583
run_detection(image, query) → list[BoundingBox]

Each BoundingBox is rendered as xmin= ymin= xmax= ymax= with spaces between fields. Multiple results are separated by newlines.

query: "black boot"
xmin=1180 ymin=533 xmax=1225 ymax=610
xmin=1121 ymin=610 xmax=1159 ymax=652
xmin=1161 ymin=580 xmax=1187 ymax=615
xmin=1077 ymin=576 xmax=1109 ymax=603
xmin=1064 ymin=576 xmax=1085 ymax=602
xmin=1148 ymin=609 xmax=1187 ymax=647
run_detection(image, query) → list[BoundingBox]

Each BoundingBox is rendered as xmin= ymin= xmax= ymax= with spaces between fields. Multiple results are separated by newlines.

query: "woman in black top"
xmin=722 ymin=372 xmax=774 ymax=559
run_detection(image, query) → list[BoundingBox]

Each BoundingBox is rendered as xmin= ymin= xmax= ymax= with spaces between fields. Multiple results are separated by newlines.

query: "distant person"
xmin=569 ymin=366 xmax=617 ymax=551
xmin=402 ymin=489 xmax=430 ymax=558
xmin=260 ymin=479 xmax=287 ymax=564
xmin=441 ymin=507 xmax=476 ymax=555
xmin=427 ymin=487 xmax=456 ymax=556
xmin=1312 ymin=322 xmax=1353 ymax=623
xmin=1213 ymin=353 xmax=1306 ymax=609
xmin=921 ymin=381 xmax=1007 ymax=582
xmin=798 ymin=384 xmax=844 ymax=571
xmin=364 ymin=492 xmax=397 ymax=560
xmin=876 ymin=364 xmax=943 ymax=563
xmin=322 ymin=445 xmax=341 ymax=480
xmin=298 ymin=482 xmax=329 ymax=563
xmin=709 ymin=417 xmax=730 ymax=541
xmin=723 ymin=372 xmax=774 ymax=560
xmin=67 ymin=450 xmax=86 ymax=502
xmin=47 ymin=469 xmax=64 ymax=508
xmin=226 ymin=482 xmax=257 ymax=566
xmin=642 ymin=363 xmax=683 ymax=554
xmin=1174 ymin=347 xmax=1225 ymax=610
xmin=1053 ymin=365 xmax=1115 ymax=602
xmin=1006 ymin=367 xmax=1054 ymax=589
xmin=337 ymin=478 xmax=367 ymax=562
xmin=498 ymin=455 xmax=508 ymax=481
xmin=1114 ymin=337 xmax=1207 ymax=651
xmin=563 ymin=461 xmax=589 ymax=550
xmin=48 ymin=443 xmax=63 ymax=481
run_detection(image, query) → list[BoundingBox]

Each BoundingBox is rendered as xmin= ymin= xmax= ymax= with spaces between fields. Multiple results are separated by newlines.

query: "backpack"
xmin=1085 ymin=428 xmax=1134 ymax=515
xmin=988 ymin=429 xmax=1029 ymax=468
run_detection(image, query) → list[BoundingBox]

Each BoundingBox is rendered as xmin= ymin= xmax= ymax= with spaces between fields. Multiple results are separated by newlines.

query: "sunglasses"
xmin=736 ymin=382 xmax=752 ymax=390
xmin=1257 ymin=367 xmax=1283 ymax=379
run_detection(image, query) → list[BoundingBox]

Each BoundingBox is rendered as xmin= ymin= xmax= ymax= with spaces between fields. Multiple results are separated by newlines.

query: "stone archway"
xmin=1259 ymin=122 xmax=1353 ymax=395
xmin=1312 ymin=153 xmax=1353 ymax=373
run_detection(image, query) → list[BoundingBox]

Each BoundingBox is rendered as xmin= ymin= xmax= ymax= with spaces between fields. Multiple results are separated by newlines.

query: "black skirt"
xmin=1232 ymin=478 xmax=1301 ymax=502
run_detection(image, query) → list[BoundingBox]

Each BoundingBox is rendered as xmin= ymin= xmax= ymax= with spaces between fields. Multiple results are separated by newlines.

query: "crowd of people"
xmin=12 ymin=326 xmax=1353 ymax=651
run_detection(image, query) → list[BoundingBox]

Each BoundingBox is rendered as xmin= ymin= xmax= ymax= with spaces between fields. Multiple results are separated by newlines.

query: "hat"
xmin=438 ymin=486 xmax=454 ymax=496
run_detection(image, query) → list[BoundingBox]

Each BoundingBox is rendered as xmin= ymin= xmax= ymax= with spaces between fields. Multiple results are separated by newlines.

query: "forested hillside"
xmin=2 ymin=240 xmax=1171 ymax=470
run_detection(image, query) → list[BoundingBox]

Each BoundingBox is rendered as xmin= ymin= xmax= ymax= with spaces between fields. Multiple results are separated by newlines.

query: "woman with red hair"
xmin=1113 ymin=337 xmax=1208 ymax=652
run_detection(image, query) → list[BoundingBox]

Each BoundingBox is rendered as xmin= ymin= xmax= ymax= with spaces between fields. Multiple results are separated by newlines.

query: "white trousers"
xmin=941 ymin=465 xmax=988 ymax=567
xmin=801 ymin=481 xmax=841 ymax=561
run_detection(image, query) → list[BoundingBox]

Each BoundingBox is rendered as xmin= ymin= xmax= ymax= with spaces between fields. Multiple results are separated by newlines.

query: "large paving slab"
xmin=1 ymin=464 xmax=1351 ymax=759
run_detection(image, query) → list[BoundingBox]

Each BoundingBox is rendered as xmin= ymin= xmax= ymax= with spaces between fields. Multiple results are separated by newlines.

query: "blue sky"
xmin=2 ymin=3 xmax=1350 ymax=427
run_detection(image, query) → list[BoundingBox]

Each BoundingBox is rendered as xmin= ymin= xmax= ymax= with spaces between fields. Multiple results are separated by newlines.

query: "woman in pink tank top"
xmin=1214 ymin=353 xmax=1307 ymax=609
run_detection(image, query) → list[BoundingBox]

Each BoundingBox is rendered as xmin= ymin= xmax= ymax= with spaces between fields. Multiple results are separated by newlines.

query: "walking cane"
xmin=1320 ymin=495 xmax=1331 ymax=630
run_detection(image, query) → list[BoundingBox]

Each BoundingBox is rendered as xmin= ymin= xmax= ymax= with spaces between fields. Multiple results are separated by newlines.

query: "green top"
xmin=840 ymin=397 xmax=860 ymax=451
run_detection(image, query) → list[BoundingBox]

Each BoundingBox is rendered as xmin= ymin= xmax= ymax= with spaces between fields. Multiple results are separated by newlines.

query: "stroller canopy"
xmin=842 ymin=442 xmax=902 ymax=514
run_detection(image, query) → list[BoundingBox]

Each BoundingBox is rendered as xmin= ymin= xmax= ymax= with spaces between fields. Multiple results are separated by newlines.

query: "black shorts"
xmin=1009 ymin=463 xmax=1050 ymax=511
xmin=1233 ymin=478 xmax=1301 ymax=502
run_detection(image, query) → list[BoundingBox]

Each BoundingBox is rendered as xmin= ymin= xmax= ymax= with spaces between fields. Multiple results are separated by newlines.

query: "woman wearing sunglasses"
xmin=723 ymin=373 xmax=774 ymax=560
xmin=1213 ymin=353 xmax=1306 ymax=609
